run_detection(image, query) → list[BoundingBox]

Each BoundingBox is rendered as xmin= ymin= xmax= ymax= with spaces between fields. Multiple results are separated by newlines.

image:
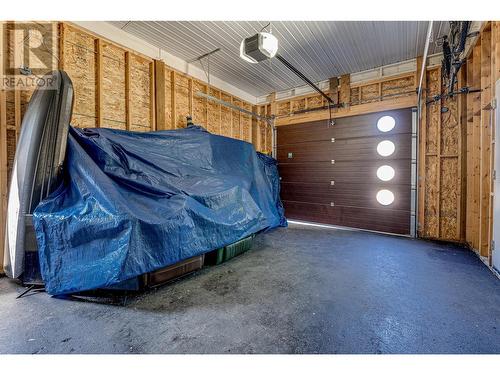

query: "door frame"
xmin=492 ymin=79 xmax=500 ymax=274
xmin=410 ymin=107 xmax=418 ymax=237
xmin=276 ymin=106 xmax=417 ymax=237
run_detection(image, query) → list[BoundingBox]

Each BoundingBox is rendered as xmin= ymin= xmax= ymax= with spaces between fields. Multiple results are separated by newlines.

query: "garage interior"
xmin=0 ymin=20 xmax=500 ymax=354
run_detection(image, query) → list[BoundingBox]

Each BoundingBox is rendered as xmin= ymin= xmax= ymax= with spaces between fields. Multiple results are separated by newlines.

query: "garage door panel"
xmin=328 ymin=159 xmax=411 ymax=184
xmin=277 ymin=122 xmax=334 ymax=145
xmin=282 ymin=201 xmax=411 ymax=235
xmin=278 ymin=162 xmax=334 ymax=183
xmin=330 ymin=110 xmax=412 ymax=138
xmin=281 ymin=182 xmax=411 ymax=211
xmin=277 ymin=108 xmax=413 ymax=235
xmin=279 ymin=159 xmax=411 ymax=184
xmin=277 ymin=140 xmax=333 ymax=163
xmin=277 ymin=109 xmax=412 ymax=146
xmin=331 ymin=135 xmax=410 ymax=161
xmin=277 ymin=133 xmax=411 ymax=163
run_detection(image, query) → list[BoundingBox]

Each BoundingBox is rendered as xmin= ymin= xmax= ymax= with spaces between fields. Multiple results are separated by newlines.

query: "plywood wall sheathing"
xmin=420 ymin=65 xmax=462 ymax=241
xmin=101 ymin=41 xmax=126 ymax=130
xmin=291 ymin=98 xmax=306 ymax=112
xmin=62 ymin=24 xmax=97 ymax=127
xmin=251 ymin=105 xmax=259 ymax=149
xmin=6 ymin=21 xmax=255 ymax=137
xmin=275 ymin=72 xmax=418 ymax=125
xmin=423 ymin=68 xmax=441 ymax=238
xmin=220 ymin=92 xmax=232 ymax=138
xmin=129 ymin=54 xmax=153 ymax=131
xmin=306 ymin=94 xmax=323 ymax=110
xmin=62 ymin=23 xmax=156 ymax=131
xmin=95 ymin=39 xmax=103 ymax=127
xmin=232 ymin=98 xmax=242 ymax=139
xmin=241 ymin=102 xmax=252 ymax=143
xmin=277 ymin=101 xmax=290 ymax=116
xmin=207 ymin=87 xmax=221 ymax=134
xmin=154 ymin=60 xmax=166 ymax=131
xmin=360 ymin=83 xmax=379 ymax=103
xmin=350 ymin=87 xmax=360 ymax=105
xmin=192 ymin=80 xmax=207 ymax=127
xmin=381 ymin=75 xmax=415 ymax=98
xmin=149 ymin=61 xmax=155 ymax=131
xmin=188 ymin=79 xmax=193 ymax=117
xmin=440 ymin=92 xmax=460 ymax=240
xmin=174 ymin=73 xmax=190 ymax=129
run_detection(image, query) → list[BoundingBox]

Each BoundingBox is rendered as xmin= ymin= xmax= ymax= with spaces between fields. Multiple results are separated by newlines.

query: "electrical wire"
xmin=328 ymin=103 xmax=333 ymax=127
xmin=260 ymin=22 xmax=271 ymax=32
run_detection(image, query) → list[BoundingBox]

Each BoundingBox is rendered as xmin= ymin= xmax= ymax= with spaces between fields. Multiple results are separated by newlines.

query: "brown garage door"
xmin=277 ymin=108 xmax=414 ymax=235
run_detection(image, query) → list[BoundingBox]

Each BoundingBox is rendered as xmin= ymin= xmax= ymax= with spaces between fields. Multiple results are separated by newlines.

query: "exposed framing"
xmin=0 ymin=21 xmax=7 ymax=274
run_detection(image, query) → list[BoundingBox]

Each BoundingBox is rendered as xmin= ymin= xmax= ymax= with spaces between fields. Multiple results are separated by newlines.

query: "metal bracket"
xmin=16 ymin=285 xmax=45 ymax=299
xmin=330 ymin=202 xmax=335 ymax=207
xmin=330 ymin=180 xmax=335 ymax=186
xmin=331 ymin=160 xmax=335 ymax=165
xmin=331 ymin=138 xmax=335 ymax=143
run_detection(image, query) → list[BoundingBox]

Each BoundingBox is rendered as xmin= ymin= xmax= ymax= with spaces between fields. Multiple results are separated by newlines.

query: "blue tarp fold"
xmin=33 ymin=125 xmax=286 ymax=295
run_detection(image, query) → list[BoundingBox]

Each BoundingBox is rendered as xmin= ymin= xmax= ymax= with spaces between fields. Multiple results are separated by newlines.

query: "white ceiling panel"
xmin=107 ymin=21 xmax=449 ymax=97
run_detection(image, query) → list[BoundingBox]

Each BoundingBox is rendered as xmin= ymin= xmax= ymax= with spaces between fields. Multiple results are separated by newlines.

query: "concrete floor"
xmin=0 ymin=222 xmax=499 ymax=354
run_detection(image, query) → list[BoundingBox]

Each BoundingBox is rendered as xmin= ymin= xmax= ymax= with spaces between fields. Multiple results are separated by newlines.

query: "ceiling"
xmin=108 ymin=21 xmax=449 ymax=97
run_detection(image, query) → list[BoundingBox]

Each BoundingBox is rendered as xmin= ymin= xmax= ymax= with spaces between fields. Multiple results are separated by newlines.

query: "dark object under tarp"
xmin=33 ymin=125 xmax=286 ymax=295
xmin=205 ymin=235 xmax=255 ymax=266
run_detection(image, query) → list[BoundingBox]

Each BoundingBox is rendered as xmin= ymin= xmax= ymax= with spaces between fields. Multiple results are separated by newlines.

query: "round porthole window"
xmin=377 ymin=115 xmax=396 ymax=132
xmin=376 ymin=140 xmax=395 ymax=157
xmin=376 ymin=165 xmax=395 ymax=181
xmin=376 ymin=189 xmax=395 ymax=205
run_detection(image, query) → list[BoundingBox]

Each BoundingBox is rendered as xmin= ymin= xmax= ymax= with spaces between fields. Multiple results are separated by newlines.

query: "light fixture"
xmin=240 ymin=32 xmax=279 ymax=64
xmin=376 ymin=165 xmax=395 ymax=181
xmin=377 ymin=140 xmax=395 ymax=157
xmin=377 ymin=115 xmax=396 ymax=132
xmin=376 ymin=189 xmax=395 ymax=205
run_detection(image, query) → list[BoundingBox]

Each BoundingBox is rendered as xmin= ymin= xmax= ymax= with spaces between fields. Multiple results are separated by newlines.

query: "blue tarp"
xmin=33 ymin=125 xmax=286 ymax=295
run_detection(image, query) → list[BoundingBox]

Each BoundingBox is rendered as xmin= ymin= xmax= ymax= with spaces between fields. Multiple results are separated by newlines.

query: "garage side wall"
xmin=419 ymin=22 xmax=499 ymax=267
xmin=0 ymin=21 xmax=262 ymax=273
